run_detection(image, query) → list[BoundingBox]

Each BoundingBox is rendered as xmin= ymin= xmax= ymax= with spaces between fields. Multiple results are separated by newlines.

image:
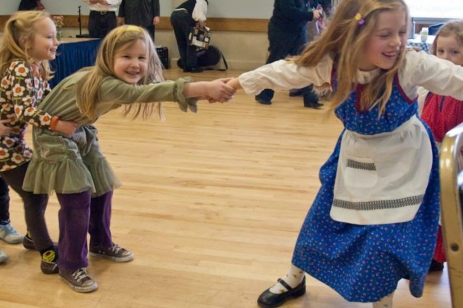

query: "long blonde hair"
xmin=0 ymin=10 xmax=53 ymax=80
xmin=295 ymin=0 xmax=409 ymax=115
xmin=431 ymin=20 xmax=463 ymax=59
xmin=76 ymin=25 xmax=164 ymax=121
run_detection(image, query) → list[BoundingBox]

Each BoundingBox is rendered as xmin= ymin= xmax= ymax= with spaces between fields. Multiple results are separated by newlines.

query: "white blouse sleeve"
xmin=416 ymin=87 xmax=429 ymax=115
xmin=400 ymin=50 xmax=463 ymax=100
xmin=238 ymin=55 xmax=333 ymax=96
xmin=192 ymin=0 xmax=207 ymax=22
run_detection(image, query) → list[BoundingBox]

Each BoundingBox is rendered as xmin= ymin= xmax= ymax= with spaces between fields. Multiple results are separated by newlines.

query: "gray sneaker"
xmin=59 ymin=268 xmax=98 ymax=293
xmin=89 ymin=243 xmax=134 ymax=262
xmin=0 ymin=223 xmax=24 ymax=244
xmin=0 ymin=248 xmax=7 ymax=264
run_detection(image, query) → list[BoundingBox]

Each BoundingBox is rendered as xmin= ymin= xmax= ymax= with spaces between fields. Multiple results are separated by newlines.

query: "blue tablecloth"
xmin=406 ymin=35 xmax=435 ymax=53
xmin=49 ymin=39 xmax=101 ymax=88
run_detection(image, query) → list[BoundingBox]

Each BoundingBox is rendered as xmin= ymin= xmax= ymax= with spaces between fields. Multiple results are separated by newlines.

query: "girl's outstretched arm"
xmin=226 ymin=78 xmax=243 ymax=90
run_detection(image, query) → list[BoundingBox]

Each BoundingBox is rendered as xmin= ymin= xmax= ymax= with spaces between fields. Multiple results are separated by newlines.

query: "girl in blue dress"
xmin=227 ymin=0 xmax=463 ymax=307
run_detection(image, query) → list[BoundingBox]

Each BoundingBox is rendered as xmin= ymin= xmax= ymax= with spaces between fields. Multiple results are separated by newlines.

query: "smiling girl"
xmin=0 ymin=11 xmax=77 ymax=275
xmin=227 ymin=0 xmax=463 ymax=307
xmin=21 ymin=24 xmax=235 ymax=293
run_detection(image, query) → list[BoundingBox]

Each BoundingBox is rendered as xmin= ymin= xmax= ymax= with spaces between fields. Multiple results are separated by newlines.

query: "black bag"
xmin=177 ymin=45 xmax=228 ymax=71
xmin=156 ymin=46 xmax=169 ymax=69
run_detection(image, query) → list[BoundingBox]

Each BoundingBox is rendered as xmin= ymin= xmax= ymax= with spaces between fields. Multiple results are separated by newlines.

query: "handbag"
xmin=188 ymin=26 xmax=211 ymax=49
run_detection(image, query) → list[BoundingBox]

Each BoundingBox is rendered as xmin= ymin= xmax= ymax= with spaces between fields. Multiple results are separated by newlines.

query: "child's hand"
xmin=204 ymin=79 xmax=236 ymax=103
xmin=207 ymin=78 xmax=235 ymax=103
xmin=0 ymin=119 xmax=12 ymax=137
xmin=54 ymin=120 xmax=79 ymax=137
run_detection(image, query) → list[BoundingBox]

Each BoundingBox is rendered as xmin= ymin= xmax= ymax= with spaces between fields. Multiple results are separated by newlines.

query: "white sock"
xmin=269 ymin=265 xmax=305 ymax=294
xmin=372 ymin=292 xmax=394 ymax=308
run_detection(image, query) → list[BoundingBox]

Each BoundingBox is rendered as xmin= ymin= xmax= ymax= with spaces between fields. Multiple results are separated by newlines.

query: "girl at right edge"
xmin=419 ymin=20 xmax=463 ymax=273
xmin=227 ymin=0 xmax=463 ymax=307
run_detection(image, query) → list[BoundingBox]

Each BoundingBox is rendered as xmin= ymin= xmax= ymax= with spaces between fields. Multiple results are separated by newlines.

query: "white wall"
xmin=0 ymin=0 xmax=273 ymax=70
xmin=0 ymin=0 xmax=273 ymax=18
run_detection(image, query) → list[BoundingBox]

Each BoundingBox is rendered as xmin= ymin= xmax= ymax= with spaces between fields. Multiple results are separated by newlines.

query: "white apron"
xmin=330 ymin=115 xmax=433 ymax=225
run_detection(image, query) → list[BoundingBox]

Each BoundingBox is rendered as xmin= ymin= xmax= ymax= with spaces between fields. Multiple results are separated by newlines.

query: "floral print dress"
xmin=0 ymin=60 xmax=54 ymax=171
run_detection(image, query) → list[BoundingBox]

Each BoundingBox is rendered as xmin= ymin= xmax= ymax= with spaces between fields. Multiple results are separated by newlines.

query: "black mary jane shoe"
xmin=255 ymin=95 xmax=272 ymax=105
xmin=304 ymin=101 xmax=324 ymax=109
xmin=257 ymin=276 xmax=306 ymax=308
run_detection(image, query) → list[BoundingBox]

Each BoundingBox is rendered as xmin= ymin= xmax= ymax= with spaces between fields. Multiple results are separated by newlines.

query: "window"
xmin=407 ymin=1 xmax=463 ymax=19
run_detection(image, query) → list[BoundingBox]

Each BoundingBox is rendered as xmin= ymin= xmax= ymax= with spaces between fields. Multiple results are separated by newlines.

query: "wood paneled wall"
xmin=0 ymin=15 xmax=268 ymax=33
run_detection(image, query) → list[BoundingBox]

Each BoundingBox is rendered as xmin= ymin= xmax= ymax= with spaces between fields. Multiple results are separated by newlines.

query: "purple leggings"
xmin=56 ymin=190 xmax=113 ymax=271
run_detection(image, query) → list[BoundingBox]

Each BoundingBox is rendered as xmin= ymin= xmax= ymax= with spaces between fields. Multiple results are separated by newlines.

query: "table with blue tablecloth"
xmin=406 ymin=35 xmax=435 ymax=53
xmin=49 ymin=38 xmax=101 ymax=88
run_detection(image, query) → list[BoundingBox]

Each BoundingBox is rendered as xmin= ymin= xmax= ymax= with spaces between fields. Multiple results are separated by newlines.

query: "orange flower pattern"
xmin=0 ymin=60 xmax=53 ymax=171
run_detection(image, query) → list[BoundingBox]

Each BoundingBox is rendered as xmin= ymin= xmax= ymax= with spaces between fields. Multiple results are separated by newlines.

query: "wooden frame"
xmin=439 ymin=123 xmax=463 ymax=308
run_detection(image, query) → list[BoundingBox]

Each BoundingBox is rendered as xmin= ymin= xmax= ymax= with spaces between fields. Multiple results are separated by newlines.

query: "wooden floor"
xmin=0 ymin=69 xmax=451 ymax=308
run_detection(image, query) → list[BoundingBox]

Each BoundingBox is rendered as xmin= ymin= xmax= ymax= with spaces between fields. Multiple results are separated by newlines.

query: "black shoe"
xmin=304 ymin=101 xmax=324 ymax=109
xmin=183 ymin=67 xmax=203 ymax=73
xmin=255 ymin=95 xmax=271 ymax=105
xmin=289 ymin=89 xmax=303 ymax=97
xmin=257 ymin=277 xmax=306 ymax=308
xmin=429 ymin=259 xmax=444 ymax=272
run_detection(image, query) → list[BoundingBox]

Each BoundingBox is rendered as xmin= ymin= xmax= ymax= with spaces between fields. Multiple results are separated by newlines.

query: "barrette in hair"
xmin=355 ymin=13 xmax=365 ymax=25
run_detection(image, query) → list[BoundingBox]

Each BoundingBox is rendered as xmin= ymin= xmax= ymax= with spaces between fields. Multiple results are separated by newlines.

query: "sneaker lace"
xmin=2 ymin=224 xmax=20 ymax=235
xmin=72 ymin=268 xmax=89 ymax=283
xmin=110 ymin=244 xmax=123 ymax=255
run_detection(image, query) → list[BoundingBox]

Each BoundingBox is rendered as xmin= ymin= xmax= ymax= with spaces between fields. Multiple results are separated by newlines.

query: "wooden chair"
xmin=439 ymin=123 xmax=463 ymax=308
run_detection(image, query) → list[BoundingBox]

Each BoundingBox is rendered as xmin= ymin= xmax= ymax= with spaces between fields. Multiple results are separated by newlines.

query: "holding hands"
xmin=0 ymin=120 xmax=12 ymax=137
xmin=184 ymin=78 xmax=236 ymax=103
xmin=54 ymin=120 xmax=79 ymax=137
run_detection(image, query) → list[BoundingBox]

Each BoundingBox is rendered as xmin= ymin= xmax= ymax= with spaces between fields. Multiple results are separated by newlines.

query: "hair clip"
xmin=355 ymin=13 xmax=365 ymax=25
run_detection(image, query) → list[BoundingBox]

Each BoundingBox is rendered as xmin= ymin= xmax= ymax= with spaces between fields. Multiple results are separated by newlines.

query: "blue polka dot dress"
xmin=291 ymin=77 xmax=440 ymax=303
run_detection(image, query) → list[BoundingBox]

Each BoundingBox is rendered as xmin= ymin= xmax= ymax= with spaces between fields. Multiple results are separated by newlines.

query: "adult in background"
xmin=18 ymin=0 xmax=45 ymax=10
xmin=170 ymin=0 xmax=208 ymax=73
xmin=82 ymin=0 xmax=121 ymax=38
xmin=256 ymin=0 xmax=326 ymax=108
xmin=118 ymin=0 xmax=160 ymax=42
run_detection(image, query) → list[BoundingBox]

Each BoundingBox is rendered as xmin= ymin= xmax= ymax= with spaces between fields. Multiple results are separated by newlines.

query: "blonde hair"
xmin=0 ymin=10 xmax=53 ymax=80
xmin=431 ymin=20 xmax=463 ymax=59
xmin=76 ymin=25 xmax=164 ymax=121
xmin=294 ymin=0 xmax=409 ymax=115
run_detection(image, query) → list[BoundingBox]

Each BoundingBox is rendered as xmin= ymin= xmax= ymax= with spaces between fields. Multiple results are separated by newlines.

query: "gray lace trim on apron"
xmin=346 ymin=159 xmax=376 ymax=171
xmin=333 ymin=195 xmax=424 ymax=211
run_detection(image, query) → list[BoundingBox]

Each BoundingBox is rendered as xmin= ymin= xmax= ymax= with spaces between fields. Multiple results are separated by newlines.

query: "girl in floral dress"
xmin=0 ymin=11 xmax=76 ymax=274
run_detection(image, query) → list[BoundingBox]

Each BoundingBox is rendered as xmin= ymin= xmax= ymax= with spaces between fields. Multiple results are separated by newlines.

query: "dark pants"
xmin=171 ymin=10 xmax=198 ymax=69
xmin=144 ymin=24 xmax=156 ymax=42
xmin=0 ymin=163 xmax=52 ymax=251
xmin=256 ymin=22 xmax=318 ymax=104
xmin=88 ymin=11 xmax=117 ymax=38
xmin=0 ymin=178 xmax=9 ymax=225
xmin=57 ymin=190 xmax=113 ymax=271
